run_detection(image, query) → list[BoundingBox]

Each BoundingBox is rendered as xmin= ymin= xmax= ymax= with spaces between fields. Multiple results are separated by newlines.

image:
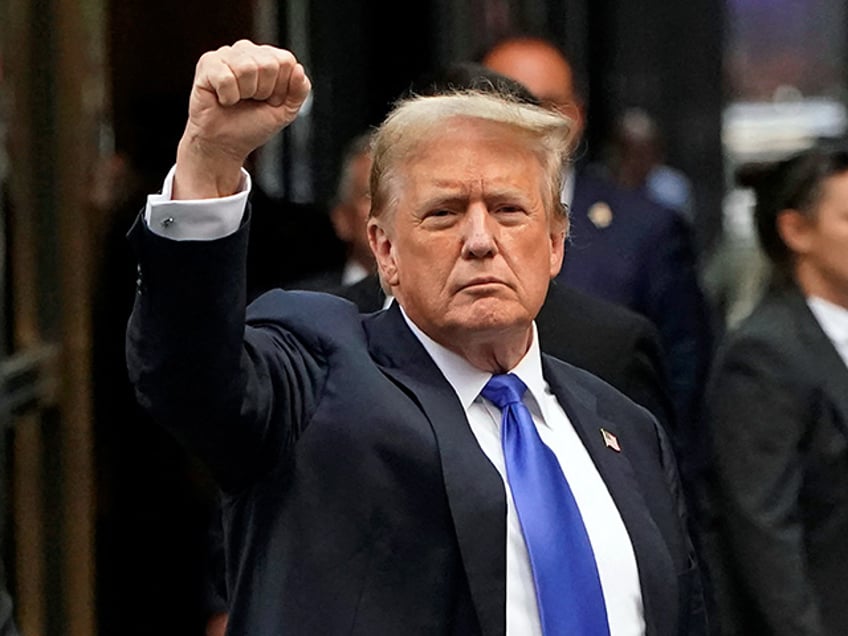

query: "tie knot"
xmin=481 ymin=373 xmax=528 ymax=410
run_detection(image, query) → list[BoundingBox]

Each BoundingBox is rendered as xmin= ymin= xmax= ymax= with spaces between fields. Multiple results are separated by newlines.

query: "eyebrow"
xmin=417 ymin=193 xmax=469 ymax=211
xmin=416 ymin=189 xmax=536 ymax=214
xmin=420 ymin=179 xmax=534 ymax=198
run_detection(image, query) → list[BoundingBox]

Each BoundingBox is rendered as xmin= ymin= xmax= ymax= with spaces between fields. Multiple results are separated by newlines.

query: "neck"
xmin=438 ymin=325 xmax=533 ymax=373
xmin=795 ymin=262 xmax=848 ymax=310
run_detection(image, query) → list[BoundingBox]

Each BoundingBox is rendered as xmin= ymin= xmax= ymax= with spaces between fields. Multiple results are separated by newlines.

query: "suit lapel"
xmin=788 ymin=289 xmax=848 ymax=434
xmin=542 ymin=356 xmax=676 ymax=636
xmin=363 ymin=305 xmax=507 ymax=636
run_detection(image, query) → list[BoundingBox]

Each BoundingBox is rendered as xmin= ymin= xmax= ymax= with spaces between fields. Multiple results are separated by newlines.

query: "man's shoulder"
xmin=573 ymin=172 xmax=680 ymax=230
xmin=544 ymin=283 xmax=656 ymax=336
xmin=543 ymin=352 xmax=655 ymax=421
xmin=543 ymin=352 xmax=667 ymax=474
xmin=538 ymin=284 xmax=661 ymax=369
xmin=715 ymin=285 xmax=817 ymax=373
xmin=246 ymin=289 xmax=366 ymax=349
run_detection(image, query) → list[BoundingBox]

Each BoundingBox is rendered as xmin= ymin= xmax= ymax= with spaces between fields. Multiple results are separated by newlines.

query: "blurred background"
xmin=0 ymin=0 xmax=846 ymax=634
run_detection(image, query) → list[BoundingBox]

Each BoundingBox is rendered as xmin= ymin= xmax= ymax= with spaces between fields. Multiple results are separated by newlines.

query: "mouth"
xmin=457 ymin=277 xmax=509 ymax=292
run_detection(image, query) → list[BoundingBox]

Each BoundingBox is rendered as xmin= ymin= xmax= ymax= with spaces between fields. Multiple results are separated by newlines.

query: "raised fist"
xmin=175 ymin=40 xmax=311 ymax=199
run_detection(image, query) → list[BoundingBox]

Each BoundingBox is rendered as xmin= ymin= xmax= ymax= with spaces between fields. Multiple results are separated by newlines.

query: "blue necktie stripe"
xmin=482 ymin=373 xmax=610 ymax=636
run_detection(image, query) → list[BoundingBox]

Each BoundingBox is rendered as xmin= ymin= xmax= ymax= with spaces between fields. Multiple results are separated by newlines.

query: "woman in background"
xmin=705 ymin=146 xmax=848 ymax=636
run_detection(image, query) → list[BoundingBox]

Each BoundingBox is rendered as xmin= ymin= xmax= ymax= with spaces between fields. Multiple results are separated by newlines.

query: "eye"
xmin=419 ymin=208 xmax=459 ymax=228
xmin=494 ymin=203 xmax=526 ymax=216
xmin=422 ymin=208 xmax=460 ymax=222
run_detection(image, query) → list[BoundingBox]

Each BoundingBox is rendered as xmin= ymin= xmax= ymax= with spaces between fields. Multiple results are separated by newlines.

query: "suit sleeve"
xmin=126 ymin=210 xmax=326 ymax=493
xmin=707 ymin=338 xmax=824 ymax=636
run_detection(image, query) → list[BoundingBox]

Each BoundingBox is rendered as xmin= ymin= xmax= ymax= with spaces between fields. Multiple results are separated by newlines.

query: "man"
xmin=482 ymin=37 xmax=713 ymax=450
xmin=128 ymin=41 xmax=704 ymax=634
xmin=243 ymin=152 xmax=346 ymax=301
xmin=289 ymin=132 xmax=376 ymax=291
xmin=603 ymin=108 xmax=695 ymax=223
xmin=339 ymin=62 xmax=674 ymax=431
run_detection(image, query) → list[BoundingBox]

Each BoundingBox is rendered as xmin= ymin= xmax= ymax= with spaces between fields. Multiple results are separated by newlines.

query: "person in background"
xmin=482 ymin=35 xmax=715 ymax=491
xmin=127 ymin=40 xmax=705 ymax=635
xmin=602 ymin=107 xmax=695 ymax=223
xmin=288 ymin=132 xmax=375 ymax=291
xmin=243 ymin=149 xmax=347 ymax=301
xmin=704 ymin=145 xmax=848 ymax=636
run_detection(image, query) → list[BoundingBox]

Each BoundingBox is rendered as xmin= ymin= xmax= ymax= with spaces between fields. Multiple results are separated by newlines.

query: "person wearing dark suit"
xmin=564 ymin=173 xmax=712 ymax=428
xmin=482 ymin=37 xmax=714 ymax=465
xmin=127 ymin=41 xmax=704 ymax=634
xmin=339 ymin=274 xmax=675 ymax=432
xmin=381 ymin=60 xmax=681 ymax=435
xmin=703 ymin=147 xmax=848 ymax=636
xmin=243 ymin=155 xmax=347 ymax=301
xmin=286 ymin=132 xmax=376 ymax=293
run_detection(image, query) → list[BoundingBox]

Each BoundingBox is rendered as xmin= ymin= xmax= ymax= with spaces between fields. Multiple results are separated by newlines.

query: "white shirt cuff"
xmin=143 ymin=165 xmax=252 ymax=240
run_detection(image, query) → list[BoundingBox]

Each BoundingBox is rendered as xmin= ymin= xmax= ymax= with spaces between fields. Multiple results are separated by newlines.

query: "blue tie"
xmin=482 ymin=373 xmax=610 ymax=636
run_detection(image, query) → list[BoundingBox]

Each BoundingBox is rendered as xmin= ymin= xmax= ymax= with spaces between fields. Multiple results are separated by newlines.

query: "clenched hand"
xmin=174 ymin=40 xmax=311 ymax=200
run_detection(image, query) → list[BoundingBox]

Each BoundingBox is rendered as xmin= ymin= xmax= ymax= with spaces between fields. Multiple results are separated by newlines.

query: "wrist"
xmin=173 ymin=130 xmax=245 ymax=200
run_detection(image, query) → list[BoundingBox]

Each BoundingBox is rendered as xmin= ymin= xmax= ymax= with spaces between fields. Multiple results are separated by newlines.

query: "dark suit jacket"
xmin=559 ymin=173 xmax=714 ymax=435
xmin=338 ymin=274 xmax=675 ymax=434
xmin=127 ymin=214 xmax=705 ymax=635
xmin=703 ymin=283 xmax=848 ymax=636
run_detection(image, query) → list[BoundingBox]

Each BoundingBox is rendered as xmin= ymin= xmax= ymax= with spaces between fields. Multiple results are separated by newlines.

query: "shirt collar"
xmin=341 ymin=260 xmax=369 ymax=286
xmin=398 ymin=306 xmax=547 ymax=414
xmin=561 ymin=165 xmax=575 ymax=209
xmin=807 ymin=295 xmax=848 ymax=347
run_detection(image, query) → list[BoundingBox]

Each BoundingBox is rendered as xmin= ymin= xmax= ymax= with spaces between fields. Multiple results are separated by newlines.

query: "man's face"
xmin=788 ymin=171 xmax=848 ymax=307
xmin=331 ymin=151 xmax=374 ymax=267
xmin=368 ymin=118 xmax=566 ymax=350
xmin=483 ymin=40 xmax=583 ymax=138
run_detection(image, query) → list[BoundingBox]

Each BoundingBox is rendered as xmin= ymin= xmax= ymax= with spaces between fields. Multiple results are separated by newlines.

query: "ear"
xmin=368 ymin=218 xmax=399 ymax=286
xmin=557 ymin=101 xmax=586 ymax=146
xmin=548 ymin=215 xmax=567 ymax=278
xmin=777 ymin=209 xmax=814 ymax=256
xmin=330 ymin=204 xmax=354 ymax=242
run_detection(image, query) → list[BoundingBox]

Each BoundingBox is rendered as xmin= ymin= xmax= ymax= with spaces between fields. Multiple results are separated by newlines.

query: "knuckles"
xmin=194 ymin=40 xmax=307 ymax=107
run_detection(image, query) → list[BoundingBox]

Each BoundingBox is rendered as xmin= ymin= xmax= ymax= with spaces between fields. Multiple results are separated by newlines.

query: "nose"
xmin=460 ymin=202 xmax=498 ymax=259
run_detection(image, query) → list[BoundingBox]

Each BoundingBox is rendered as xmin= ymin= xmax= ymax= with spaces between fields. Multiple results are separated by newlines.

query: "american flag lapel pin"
xmin=600 ymin=428 xmax=621 ymax=452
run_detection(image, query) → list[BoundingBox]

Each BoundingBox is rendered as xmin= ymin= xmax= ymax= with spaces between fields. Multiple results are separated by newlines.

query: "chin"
xmin=448 ymin=300 xmax=531 ymax=336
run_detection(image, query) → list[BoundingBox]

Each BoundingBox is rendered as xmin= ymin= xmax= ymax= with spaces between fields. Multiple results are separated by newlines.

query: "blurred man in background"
xmin=288 ymin=132 xmax=375 ymax=291
xmin=602 ymin=107 xmax=695 ymax=223
xmin=483 ymin=36 xmax=715 ymax=489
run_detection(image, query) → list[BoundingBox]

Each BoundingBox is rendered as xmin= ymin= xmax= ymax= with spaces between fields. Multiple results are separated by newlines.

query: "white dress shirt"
xmin=146 ymin=168 xmax=645 ymax=635
xmin=561 ymin=165 xmax=576 ymax=209
xmin=340 ymin=260 xmax=369 ymax=287
xmin=808 ymin=295 xmax=848 ymax=369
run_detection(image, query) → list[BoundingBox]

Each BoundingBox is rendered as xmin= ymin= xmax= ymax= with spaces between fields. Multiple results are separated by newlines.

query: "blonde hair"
xmin=369 ymin=90 xmax=575 ymax=222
